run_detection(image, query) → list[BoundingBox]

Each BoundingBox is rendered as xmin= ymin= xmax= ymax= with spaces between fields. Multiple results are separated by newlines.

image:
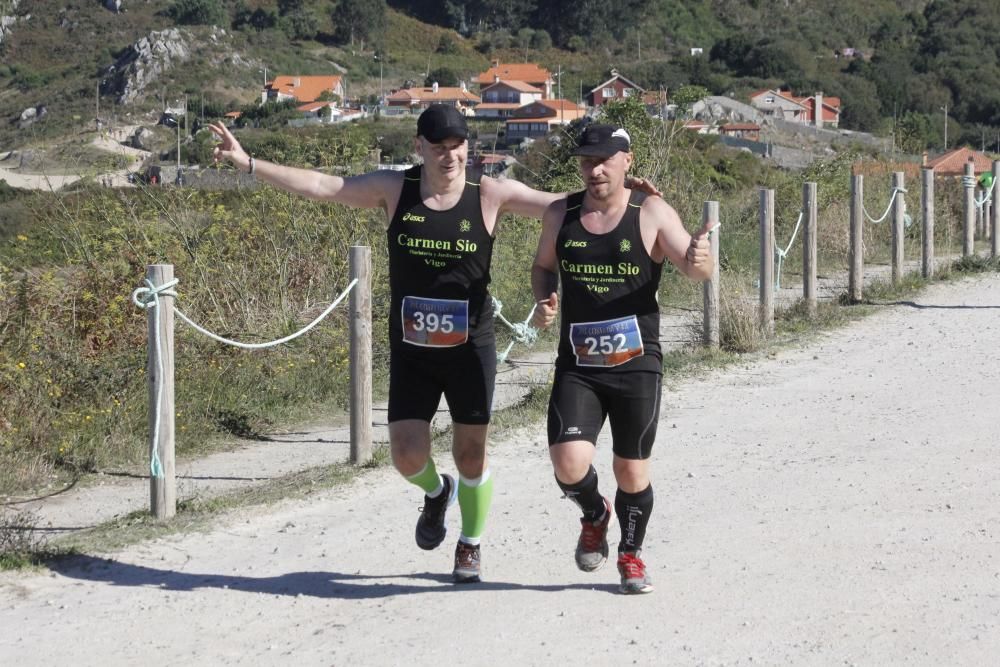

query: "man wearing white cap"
xmin=530 ymin=123 xmax=716 ymax=593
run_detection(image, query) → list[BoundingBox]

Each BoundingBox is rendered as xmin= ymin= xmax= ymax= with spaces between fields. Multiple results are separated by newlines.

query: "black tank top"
xmin=555 ymin=189 xmax=662 ymax=372
xmin=387 ymin=165 xmax=494 ymax=350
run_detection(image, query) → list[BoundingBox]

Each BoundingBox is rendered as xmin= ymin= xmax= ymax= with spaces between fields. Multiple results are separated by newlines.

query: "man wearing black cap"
xmin=530 ymin=123 xmax=716 ymax=594
xmin=209 ymin=107 xmax=659 ymax=584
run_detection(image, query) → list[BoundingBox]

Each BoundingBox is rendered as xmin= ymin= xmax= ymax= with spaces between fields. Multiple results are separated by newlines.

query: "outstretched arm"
xmin=485 ymin=175 xmax=663 ymax=222
xmin=209 ymin=122 xmax=393 ymax=210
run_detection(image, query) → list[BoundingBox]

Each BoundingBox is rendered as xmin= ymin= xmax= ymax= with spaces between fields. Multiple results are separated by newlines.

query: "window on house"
xmin=765 ymin=96 xmax=774 ymax=104
xmin=623 ymin=89 xmax=633 ymax=97
xmin=603 ymin=87 xmax=615 ymax=98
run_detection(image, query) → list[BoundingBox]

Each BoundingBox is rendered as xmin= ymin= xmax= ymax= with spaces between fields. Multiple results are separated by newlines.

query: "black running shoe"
xmin=453 ymin=541 xmax=481 ymax=584
xmin=415 ymin=473 xmax=456 ymax=550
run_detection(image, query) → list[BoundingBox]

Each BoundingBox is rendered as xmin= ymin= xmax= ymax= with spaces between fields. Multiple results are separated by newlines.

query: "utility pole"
xmin=941 ymin=103 xmax=949 ymax=151
xmin=557 ymin=64 xmax=563 ymax=125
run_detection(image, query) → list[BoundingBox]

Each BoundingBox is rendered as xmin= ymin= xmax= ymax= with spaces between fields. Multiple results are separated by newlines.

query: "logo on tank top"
xmin=564 ymin=239 xmax=587 ymax=248
xmin=402 ymin=212 xmax=426 ymax=222
xmin=619 ymin=239 xmax=631 ymax=252
xmin=459 ymin=219 xmax=471 ymax=232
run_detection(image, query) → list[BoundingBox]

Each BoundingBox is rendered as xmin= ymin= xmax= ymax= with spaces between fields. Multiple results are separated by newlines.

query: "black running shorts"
xmin=388 ymin=341 xmax=497 ymax=425
xmin=547 ymin=369 xmax=662 ymax=460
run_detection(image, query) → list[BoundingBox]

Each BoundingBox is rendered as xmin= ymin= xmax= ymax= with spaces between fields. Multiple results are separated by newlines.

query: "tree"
xmin=170 ymin=0 xmax=226 ymax=26
xmin=281 ymin=8 xmax=319 ymax=40
xmin=436 ymin=34 xmax=460 ymax=54
xmin=335 ymin=0 xmax=387 ymax=51
xmin=424 ymin=67 xmax=460 ymax=88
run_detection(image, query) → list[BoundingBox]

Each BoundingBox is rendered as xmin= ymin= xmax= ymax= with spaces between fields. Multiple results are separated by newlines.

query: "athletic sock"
xmin=615 ymin=484 xmax=654 ymax=553
xmin=458 ymin=469 xmax=493 ymax=543
xmin=405 ymin=459 xmax=444 ymax=497
xmin=557 ymin=465 xmax=606 ymax=523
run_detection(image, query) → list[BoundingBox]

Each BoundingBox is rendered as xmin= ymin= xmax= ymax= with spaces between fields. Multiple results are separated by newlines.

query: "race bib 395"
xmin=402 ymin=296 xmax=469 ymax=347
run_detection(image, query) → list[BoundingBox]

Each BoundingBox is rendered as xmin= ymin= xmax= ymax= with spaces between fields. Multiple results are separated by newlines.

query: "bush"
xmin=170 ymin=0 xmax=227 ymax=25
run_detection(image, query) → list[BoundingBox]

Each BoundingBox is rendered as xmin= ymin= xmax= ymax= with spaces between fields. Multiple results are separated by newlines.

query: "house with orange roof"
xmin=290 ymin=102 xmax=366 ymax=126
xmin=925 ymin=147 xmax=995 ymax=175
xmin=505 ymin=99 xmax=586 ymax=142
xmin=586 ymin=69 xmax=645 ymax=108
xmin=385 ymin=82 xmax=481 ymax=115
xmin=263 ymin=75 xmax=345 ymax=105
xmin=475 ymin=61 xmax=554 ymax=98
xmin=682 ymin=119 xmax=711 ymax=134
xmin=476 ymin=80 xmax=544 ymax=119
xmin=749 ymin=88 xmax=840 ymax=129
xmin=720 ymin=122 xmax=761 ymax=141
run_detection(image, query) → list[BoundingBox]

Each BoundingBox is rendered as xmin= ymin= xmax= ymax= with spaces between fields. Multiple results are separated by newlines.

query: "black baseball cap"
xmin=417 ymin=104 xmax=469 ymax=143
xmin=572 ymin=124 xmax=632 ymax=157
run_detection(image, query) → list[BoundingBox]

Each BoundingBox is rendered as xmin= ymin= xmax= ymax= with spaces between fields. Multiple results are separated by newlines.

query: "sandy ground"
xmin=0 ymin=129 xmax=148 ymax=190
xmin=2 ymin=271 xmax=1000 ymax=665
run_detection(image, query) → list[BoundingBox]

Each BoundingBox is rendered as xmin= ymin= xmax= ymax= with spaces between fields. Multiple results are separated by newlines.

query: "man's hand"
xmin=686 ymin=220 xmax=717 ymax=268
xmin=531 ymin=292 xmax=558 ymax=329
xmin=208 ymin=123 xmax=252 ymax=173
xmin=624 ymin=176 xmax=663 ymax=198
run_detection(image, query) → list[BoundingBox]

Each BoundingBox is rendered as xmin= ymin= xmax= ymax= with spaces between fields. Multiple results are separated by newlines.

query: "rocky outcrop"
xmin=18 ymin=105 xmax=46 ymax=129
xmin=101 ymin=28 xmax=192 ymax=105
xmin=691 ymin=96 xmax=766 ymax=125
xmin=100 ymin=27 xmax=252 ymax=105
xmin=129 ymin=127 xmax=156 ymax=151
xmin=1 ymin=0 xmax=22 ymax=48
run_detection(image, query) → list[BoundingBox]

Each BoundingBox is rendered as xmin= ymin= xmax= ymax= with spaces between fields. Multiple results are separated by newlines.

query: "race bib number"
xmin=402 ymin=296 xmax=469 ymax=348
xmin=570 ymin=315 xmax=643 ymax=367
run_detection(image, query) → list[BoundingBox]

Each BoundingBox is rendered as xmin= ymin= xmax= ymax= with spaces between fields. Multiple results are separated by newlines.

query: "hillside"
xmin=0 ymin=0 xmax=998 ymax=153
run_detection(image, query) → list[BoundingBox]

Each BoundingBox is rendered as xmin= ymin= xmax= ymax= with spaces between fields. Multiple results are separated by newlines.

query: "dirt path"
xmin=0 ymin=129 xmax=149 ymax=190
xmin=3 ymin=272 xmax=999 ymax=665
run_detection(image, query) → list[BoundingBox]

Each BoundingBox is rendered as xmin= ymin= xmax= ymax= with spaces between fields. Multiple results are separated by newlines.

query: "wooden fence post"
xmin=803 ymin=181 xmax=817 ymax=316
xmin=922 ymin=167 xmax=935 ymax=278
xmin=146 ymin=264 xmax=176 ymax=519
xmin=759 ymin=188 xmax=775 ymax=336
xmin=349 ymin=246 xmax=373 ymax=465
xmin=891 ymin=171 xmax=905 ymax=284
xmin=964 ymin=160 xmax=975 ymax=256
xmin=849 ymin=174 xmax=864 ymax=302
xmin=993 ymin=161 xmax=1000 ymax=258
xmin=702 ymin=200 xmax=720 ymax=348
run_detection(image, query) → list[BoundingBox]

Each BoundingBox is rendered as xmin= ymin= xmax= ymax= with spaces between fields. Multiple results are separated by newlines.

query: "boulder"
xmin=130 ymin=127 xmax=156 ymax=150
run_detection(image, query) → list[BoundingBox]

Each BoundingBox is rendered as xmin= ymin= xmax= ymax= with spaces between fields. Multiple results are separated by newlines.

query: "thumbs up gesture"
xmin=531 ymin=292 xmax=558 ymax=329
xmin=686 ymin=220 xmax=717 ymax=267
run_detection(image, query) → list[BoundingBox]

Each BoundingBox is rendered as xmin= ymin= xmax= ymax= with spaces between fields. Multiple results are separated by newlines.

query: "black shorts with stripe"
xmin=547 ymin=369 xmax=662 ymax=460
xmin=388 ymin=340 xmax=497 ymax=425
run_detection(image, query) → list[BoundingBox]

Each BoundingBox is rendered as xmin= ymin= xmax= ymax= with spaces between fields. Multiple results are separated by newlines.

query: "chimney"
xmin=432 ymin=82 xmax=439 ymax=94
xmin=494 ymin=74 xmax=500 ymax=84
xmin=921 ymin=151 xmax=928 ymax=166
xmin=461 ymin=81 xmax=467 ymax=92
xmin=814 ymin=91 xmax=823 ymax=129
xmin=294 ymin=77 xmax=301 ymax=87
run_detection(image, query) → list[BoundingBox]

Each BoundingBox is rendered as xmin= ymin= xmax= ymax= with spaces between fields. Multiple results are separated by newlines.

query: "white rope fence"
xmin=774 ymin=210 xmax=803 ymax=290
xmin=132 ymin=276 xmax=358 ymax=478
xmin=964 ymin=175 xmax=994 ymax=209
xmin=492 ymin=297 xmax=539 ymax=365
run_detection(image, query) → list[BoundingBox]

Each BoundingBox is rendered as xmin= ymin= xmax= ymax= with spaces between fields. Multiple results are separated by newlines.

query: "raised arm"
xmin=530 ymin=199 xmax=566 ymax=329
xmin=209 ymin=122 xmax=396 ymax=210
xmin=643 ymin=196 xmax=715 ymax=281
